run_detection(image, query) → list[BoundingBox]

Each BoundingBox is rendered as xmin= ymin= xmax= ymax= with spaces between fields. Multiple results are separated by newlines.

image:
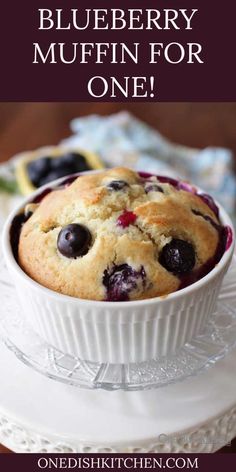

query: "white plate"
xmin=0 ymin=250 xmax=236 ymax=390
xmin=1 ymin=337 xmax=236 ymax=452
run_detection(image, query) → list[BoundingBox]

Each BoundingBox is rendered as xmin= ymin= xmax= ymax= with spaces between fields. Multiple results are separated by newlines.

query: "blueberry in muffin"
xmin=57 ymin=223 xmax=92 ymax=258
xmin=17 ymin=167 xmax=228 ymax=301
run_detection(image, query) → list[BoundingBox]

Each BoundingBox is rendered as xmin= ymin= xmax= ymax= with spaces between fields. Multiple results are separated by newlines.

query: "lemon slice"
xmin=15 ymin=146 xmax=104 ymax=195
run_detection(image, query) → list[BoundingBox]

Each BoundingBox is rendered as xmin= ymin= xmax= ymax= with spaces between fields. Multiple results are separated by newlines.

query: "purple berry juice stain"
xmin=103 ymin=264 xmax=146 ymax=301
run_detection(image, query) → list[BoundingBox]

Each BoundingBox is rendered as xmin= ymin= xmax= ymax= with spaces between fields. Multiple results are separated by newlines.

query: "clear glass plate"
xmin=0 ymin=252 xmax=236 ymax=391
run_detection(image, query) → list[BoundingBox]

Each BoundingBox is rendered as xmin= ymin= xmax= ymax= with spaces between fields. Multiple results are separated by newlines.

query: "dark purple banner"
xmin=0 ymin=454 xmax=236 ymax=470
xmin=0 ymin=1 xmax=235 ymax=100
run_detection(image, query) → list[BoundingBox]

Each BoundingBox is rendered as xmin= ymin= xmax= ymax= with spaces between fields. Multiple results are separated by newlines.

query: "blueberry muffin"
xmin=18 ymin=167 xmax=226 ymax=301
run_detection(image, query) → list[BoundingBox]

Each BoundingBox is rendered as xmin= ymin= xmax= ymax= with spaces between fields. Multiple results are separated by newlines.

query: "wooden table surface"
xmin=0 ymin=102 xmax=236 ymax=454
xmin=0 ymin=103 xmax=236 ymax=163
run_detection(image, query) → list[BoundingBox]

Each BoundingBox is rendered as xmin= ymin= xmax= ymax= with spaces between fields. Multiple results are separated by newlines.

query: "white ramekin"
xmin=2 ymin=175 xmax=235 ymax=364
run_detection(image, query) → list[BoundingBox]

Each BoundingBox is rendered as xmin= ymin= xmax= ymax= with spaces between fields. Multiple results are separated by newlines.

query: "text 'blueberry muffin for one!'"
xmin=18 ymin=167 xmax=226 ymax=301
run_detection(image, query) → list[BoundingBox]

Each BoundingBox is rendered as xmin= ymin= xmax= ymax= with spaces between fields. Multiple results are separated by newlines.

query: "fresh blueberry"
xmin=51 ymin=153 xmax=91 ymax=173
xmin=27 ymin=157 xmax=51 ymax=187
xmin=107 ymin=180 xmax=129 ymax=191
xmin=50 ymin=158 xmax=60 ymax=170
xmin=57 ymin=224 xmax=91 ymax=258
xmin=68 ymin=153 xmax=91 ymax=172
xmin=103 ymin=264 xmax=146 ymax=301
xmin=28 ymin=153 xmax=92 ymax=188
xmin=50 ymin=156 xmax=74 ymax=171
xmin=39 ymin=167 xmax=75 ymax=186
xmin=159 ymin=239 xmax=195 ymax=274
xmin=61 ymin=153 xmax=80 ymax=166
xmin=145 ymin=184 xmax=164 ymax=194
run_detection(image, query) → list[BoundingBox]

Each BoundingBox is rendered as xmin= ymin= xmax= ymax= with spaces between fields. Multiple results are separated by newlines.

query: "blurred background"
xmin=0 ymin=103 xmax=236 ymax=162
xmin=1 ymin=102 xmax=236 ymax=222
